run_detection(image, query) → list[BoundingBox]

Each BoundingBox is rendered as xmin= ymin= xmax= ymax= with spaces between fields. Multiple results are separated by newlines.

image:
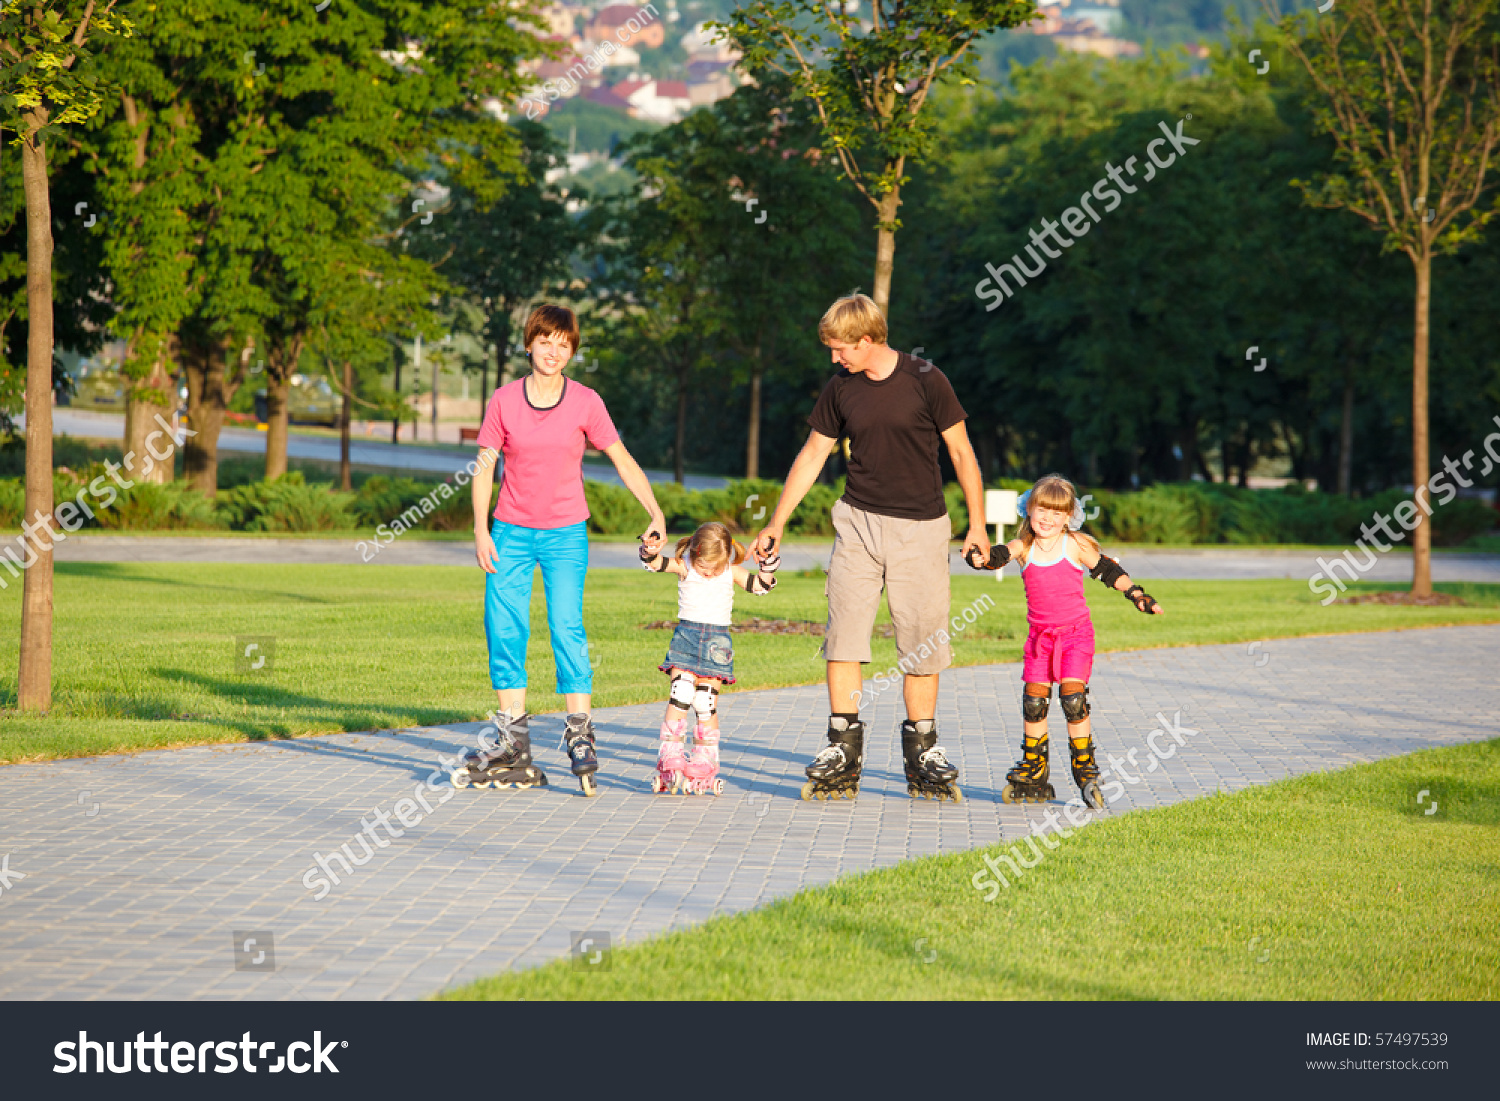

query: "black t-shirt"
xmin=807 ymin=351 xmax=968 ymax=521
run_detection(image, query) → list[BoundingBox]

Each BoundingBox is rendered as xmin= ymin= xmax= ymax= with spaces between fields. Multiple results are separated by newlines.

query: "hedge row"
xmin=0 ymin=470 xmax=1493 ymax=545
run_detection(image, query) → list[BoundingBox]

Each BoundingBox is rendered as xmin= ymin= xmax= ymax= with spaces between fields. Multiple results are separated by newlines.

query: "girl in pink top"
xmin=967 ymin=474 xmax=1162 ymax=808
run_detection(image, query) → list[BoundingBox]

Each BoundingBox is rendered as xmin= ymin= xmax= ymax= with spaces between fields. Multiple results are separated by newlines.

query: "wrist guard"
xmin=757 ymin=550 xmax=781 ymax=574
xmin=965 ymin=545 xmax=1011 ymax=571
xmin=640 ymin=550 xmax=668 ymax=572
xmin=1090 ymin=554 xmax=1127 ymax=589
xmin=747 ymin=571 xmax=777 ymax=594
xmin=1124 ymin=583 xmax=1158 ymax=614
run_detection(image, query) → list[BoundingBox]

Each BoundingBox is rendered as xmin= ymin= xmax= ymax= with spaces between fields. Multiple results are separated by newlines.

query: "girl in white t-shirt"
xmin=639 ymin=522 xmax=780 ymax=794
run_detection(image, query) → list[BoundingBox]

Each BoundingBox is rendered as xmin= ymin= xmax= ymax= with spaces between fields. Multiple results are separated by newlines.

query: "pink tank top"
xmin=1020 ymin=536 xmax=1090 ymax=628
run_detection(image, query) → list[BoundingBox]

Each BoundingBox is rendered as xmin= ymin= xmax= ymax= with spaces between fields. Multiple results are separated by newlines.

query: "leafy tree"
xmin=592 ymin=82 xmax=866 ymax=481
xmin=1266 ymin=0 xmax=1500 ymax=594
xmin=720 ymin=0 xmax=1040 ymax=314
xmin=400 ymin=121 xmax=586 ymax=405
xmin=0 ymin=0 xmax=133 ymax=712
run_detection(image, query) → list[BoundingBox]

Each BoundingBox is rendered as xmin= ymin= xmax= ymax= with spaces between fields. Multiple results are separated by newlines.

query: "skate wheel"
xmin=473 ymin=779 xmax=492 ymax=790
xmin=1081 ymin=782 xmax=1104 ymax=810
xmin=712 ymin=778 xmax=724 ymax=796
xmin=801 ymin=780 xmax=817 ymax=801
xmin=948 ymin=785 xmax=963 ymax=804
xmin=1000 ymin=784 xmax=1016 ymax=804
xmin=451 ymin=770 xmax=470 ymax=790
xmin=580 ymin=773 xmax=598 ymax=798
xmin=840 ymin=787 xmax=855 ymax=801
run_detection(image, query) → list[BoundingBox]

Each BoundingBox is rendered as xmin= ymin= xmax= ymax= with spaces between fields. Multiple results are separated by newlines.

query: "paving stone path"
xmin=0 ymin=625 xmax=1494 ymax=1000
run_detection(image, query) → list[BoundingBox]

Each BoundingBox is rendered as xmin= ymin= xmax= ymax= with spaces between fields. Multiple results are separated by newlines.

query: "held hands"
xmin=752 ymin=528 xmax=781 ymax=570
xmin=638 ymin=527 xmax=667 ymax=571
xmin=965 ymin=545 xmax=1011 ymax=571
xmin=960 ymin=528 xmax=991 ymax=571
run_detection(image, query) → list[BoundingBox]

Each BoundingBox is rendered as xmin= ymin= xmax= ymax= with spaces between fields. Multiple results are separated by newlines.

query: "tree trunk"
xmin=391 ymin=356 xmax=401 ymax=444
xmin=1337 ymin=368 xmax=1354 ymax=496
xmin=340 ymin=359 xmax=353 ymax=492
xmin=872 ymin=187 xmax=901 ymax=317
xmin=1410 ymin=251 xmax=1432 ymax=596
xmin=674 ymin=366 xmax=688 ymax=484
xmin=265 ymin=372 xmax=290 ymax=480
xmin=745 ymin=365 xmax=762 ymax=479
xmin=182 ymin=338 xmax=230 ymax=496
xmin=123 ymin=354 xmax=175 ymax=484
xmin=18 ymin=109 xmax=55 ymax=712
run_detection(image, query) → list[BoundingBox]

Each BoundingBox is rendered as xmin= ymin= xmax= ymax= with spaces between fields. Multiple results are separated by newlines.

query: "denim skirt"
xmin=658 ymin=619 xmax=736 ymax=683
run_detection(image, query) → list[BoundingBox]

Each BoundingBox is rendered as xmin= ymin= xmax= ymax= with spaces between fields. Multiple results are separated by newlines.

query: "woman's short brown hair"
xmin=523 ymin=304 xmax=580 ymax=353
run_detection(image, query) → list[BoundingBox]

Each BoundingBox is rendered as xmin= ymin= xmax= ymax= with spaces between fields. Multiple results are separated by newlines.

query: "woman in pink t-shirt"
xmin=451 ymin=305 xmax=666 ymax=798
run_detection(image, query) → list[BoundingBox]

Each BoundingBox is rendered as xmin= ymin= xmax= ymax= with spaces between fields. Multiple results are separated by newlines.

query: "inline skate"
xmin=682 ymin=723 xmax=724 ymax=795
xmin=561 ymin=712 xmax=600 ymax=797
xmin=1001 ymin=732 xmax=1056 ymax=804
xmin=901 ymin=719 xmax=961 ymax=802
xmin=653 ymin=716 xmax=687 ymax=794
xmin=1070 ymin=735 xmax=1105 ymax=810
xmin=801 ymin=716 xmax=865 ymax=801
xmin=450 ymin=712 xmax=548 ymax=790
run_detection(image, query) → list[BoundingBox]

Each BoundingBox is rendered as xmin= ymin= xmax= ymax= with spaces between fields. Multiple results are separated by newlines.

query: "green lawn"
xmin=443 ymin=738 xmax=1500 ymax=1000
xmin=1 ymin=564 xmax=1498 ymax=763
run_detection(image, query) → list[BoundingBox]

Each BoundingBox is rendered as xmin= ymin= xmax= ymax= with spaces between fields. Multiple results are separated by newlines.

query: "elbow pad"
xmin=1090 ymin=554 xmax=1126 ymax=589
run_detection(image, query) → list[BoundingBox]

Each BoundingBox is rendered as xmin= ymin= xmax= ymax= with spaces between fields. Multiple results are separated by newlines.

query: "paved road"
xmin=32 ymin=408 xmax=730 ymax=489
xmin=0 ymin=625 xmax=1493 ymax=1000
xmin=46 ymin=534 xmax=1500 ymax=583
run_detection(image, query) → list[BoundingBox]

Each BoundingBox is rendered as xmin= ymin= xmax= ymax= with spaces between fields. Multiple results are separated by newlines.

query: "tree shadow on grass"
xmin=146 ymin=667 xmax=479 ymax=741
xmin=58 ymin=562 xmax=334 ymax=603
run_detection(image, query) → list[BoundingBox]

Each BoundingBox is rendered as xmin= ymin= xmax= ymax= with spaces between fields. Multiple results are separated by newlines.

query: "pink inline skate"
xmin=653 ymin=717 xmax=688 ymax=794
xmin=682 ymin=723 xmax=724 ymax=795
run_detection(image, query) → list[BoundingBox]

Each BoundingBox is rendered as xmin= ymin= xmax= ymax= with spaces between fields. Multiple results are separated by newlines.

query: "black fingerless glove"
xmin=1124 ymin=583 xmax=1159 ymax=614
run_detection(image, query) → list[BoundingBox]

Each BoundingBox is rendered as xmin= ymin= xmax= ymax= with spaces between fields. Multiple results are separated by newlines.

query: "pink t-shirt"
xmin=476 ymin=377 xmax=620 ymax=529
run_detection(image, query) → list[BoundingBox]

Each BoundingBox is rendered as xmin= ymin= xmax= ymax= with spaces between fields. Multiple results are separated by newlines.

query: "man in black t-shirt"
xmin=754 ymin=294 xmax=989 ymax=802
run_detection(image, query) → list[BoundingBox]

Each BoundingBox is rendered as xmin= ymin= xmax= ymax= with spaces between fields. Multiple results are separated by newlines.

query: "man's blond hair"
xmin=818 ymin=293 xmax=887 ymax=346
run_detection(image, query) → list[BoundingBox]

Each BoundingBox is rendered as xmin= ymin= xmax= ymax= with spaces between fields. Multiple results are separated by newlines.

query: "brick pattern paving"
xmin=0 ymin=625 xmax=1493 ymax=1000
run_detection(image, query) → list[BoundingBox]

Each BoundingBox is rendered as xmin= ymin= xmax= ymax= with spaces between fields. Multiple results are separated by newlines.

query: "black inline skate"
xmin=801 ymin=716 xmax=865 ymax=801
xmin=450 ymin=712 xmax=548 ymax=790
xmin=1001 ymin=731 xmax=1055 ymax=804
xmin=561 ymin=712 xmax=600 ymax=797
xmin=901 ymin=719 xmax=962 ymax=803
xmin=1070 ymin=735 xmax=1105 ymax=810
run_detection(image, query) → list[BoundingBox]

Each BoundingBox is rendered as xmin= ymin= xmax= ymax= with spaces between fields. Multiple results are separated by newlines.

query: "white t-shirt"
xmin=678 ymin=555 xmax=735 ymax=626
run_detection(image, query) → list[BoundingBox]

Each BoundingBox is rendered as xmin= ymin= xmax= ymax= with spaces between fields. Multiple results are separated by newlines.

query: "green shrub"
xmin=0 ymin=478 xmax=23 ymax=527
xmin=92 ymin=479 xmax=221 ymax=531
xmin=1094 ymin=483 xmax=1224 ymax=544
xmin=584 ymin=480 xmax=646 ymax=535
xmin=789 ymin=482 xmax=839 ymax=536
xmin=216 ymin=472 xmax=356 ymax=532
xmin=350 ymin=476 xmax=433 ymax=529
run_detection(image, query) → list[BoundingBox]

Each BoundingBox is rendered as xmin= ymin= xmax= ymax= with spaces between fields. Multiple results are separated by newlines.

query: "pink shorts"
xmin=1022 ymin=619 xmax=1095 ymax=684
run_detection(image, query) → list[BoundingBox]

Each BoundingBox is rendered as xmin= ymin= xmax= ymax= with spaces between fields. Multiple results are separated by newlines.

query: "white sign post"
xmin=983 ymin=489 xmax=1019 ymax=581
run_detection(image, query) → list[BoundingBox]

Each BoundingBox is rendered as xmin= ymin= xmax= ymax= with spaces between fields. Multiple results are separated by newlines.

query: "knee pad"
xmin=693 ymin=684 xmax=718 ymax=720
xmin=669 ymin=673 xmax=695 ymax=712
xmin=1022 ymin=690 xmax=1050 ymax=723
xmin=1060 ymin=688 xmax=1090 ymax=723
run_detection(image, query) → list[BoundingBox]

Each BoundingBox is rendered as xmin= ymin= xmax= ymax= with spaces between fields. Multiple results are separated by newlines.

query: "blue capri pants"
xmin=483 ymin=519 xmax=592 ymax=695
